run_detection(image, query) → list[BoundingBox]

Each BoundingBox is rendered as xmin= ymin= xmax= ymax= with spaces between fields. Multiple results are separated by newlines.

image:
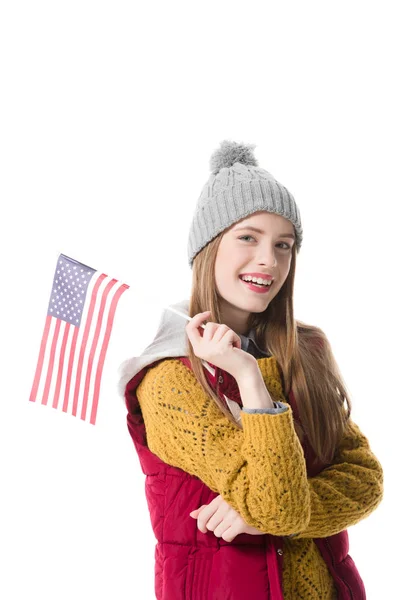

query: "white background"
xmin=1 ymin=1 xmax=398 ymax=598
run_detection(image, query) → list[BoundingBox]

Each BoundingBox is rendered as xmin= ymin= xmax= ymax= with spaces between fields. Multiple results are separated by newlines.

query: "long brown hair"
xmin=186 ymin=233 xmax=352 ymax=464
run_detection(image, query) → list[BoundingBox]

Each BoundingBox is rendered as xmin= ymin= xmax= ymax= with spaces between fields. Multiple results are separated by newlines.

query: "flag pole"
xmin=163 ymin=305 xmax=206 ymax=330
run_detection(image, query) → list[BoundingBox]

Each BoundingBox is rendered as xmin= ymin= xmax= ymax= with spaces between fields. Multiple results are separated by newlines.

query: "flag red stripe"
xmin=29 ymin=315 xmax=52 ymax=402
xmin=90 ymin=283 xmax=130 ymax=425
xmin=71 ymin=274 xmax=107 ymax=416
xmin=80 ymin=278 xmax=119 ymax=421
xmin=42 ymin=319 xmax=61 ymax=406
xmin=62 ymin=326 xmax=79 ymax=413
xmin=52 ymin=322 xmax=70 ymax=409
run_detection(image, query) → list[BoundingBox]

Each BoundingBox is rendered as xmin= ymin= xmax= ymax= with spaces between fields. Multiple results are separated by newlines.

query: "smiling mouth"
xmin=239 ymin=276 xmax=274 ymax=292
xmin=239 ymin=276 xmax=273 ymax=287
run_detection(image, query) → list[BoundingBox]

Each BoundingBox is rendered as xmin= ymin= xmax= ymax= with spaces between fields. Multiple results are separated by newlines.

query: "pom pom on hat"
xmin=209 ymin=139 xmax=259 ymax=174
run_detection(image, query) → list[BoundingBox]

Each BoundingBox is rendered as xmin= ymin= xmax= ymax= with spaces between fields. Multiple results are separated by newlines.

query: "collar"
xmin=238 ymin=328 xmax=270 ymax=358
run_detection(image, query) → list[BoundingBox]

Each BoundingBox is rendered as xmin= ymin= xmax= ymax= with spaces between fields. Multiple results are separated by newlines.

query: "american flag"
xmin=29 ymin=253 xmax=129 ymax=425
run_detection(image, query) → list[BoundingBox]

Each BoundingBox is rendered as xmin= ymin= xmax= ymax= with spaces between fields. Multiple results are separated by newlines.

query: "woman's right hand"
xmin=185 ymin=311 xmax=257 ymax=380
xmin=189 ymin=494 xmax=266 ymax=542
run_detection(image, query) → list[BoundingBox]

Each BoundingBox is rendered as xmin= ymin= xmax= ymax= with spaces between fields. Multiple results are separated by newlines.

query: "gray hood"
xmin=117 ymin=298 xmax=192 ymax=398
xmin=117 ymin=297 xmax=269 ymax=399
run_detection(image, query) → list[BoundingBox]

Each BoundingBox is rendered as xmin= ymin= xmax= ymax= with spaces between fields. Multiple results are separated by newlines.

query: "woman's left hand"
xmin=189 ymin=494 xmax=265 ymax=542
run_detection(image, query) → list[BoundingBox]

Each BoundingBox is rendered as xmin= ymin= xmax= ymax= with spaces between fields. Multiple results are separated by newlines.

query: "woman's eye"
xmin=238 ymin=235 xmax=291 ymax=249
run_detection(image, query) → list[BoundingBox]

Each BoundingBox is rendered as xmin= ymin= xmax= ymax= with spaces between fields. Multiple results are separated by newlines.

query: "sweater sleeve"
xmin=136 ymin=358 xmax=310 ymax=536
xmin=288 ymin=418 xmax=384 ymax=539
xmin=242 ymin=401 xmax=289 ymax=414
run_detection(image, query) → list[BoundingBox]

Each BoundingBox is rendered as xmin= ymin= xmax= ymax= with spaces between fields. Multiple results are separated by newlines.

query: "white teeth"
xmin=240 ymin=275 xmax=272 ymax=286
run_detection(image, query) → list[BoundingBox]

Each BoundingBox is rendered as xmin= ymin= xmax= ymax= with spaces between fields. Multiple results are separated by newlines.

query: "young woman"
xmin=118 ymin=139 xmax=384 ymax=599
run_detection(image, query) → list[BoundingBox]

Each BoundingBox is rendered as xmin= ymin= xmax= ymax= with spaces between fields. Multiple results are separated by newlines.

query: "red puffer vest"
xmin=125 ymin=357 xmax=366 ymax=599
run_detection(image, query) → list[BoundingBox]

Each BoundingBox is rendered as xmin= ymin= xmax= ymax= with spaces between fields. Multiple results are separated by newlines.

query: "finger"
xmin=221 ymin=327 xmax=242 ymax=349
xmin=213 ymin=515 xmax=236 ymax=538
xmin=203 ymin=323 xmax=229 ymax=343
xmin=189 ymin=505 xmax=206 ymax=517
xmin=185 ymin=312 xmax=211 ymax=341
xmin=202 ymin=321 xmax=222 ymax=342
xmin=203 ymin=324 xmax=241 ymax=348
xmin=221 ymin=525 xmax=237 ymax=543
xmin=190 ymin=495 xmax=224 ymax=521
xmin=198 ymin=503 xmax=227 ymax=534
xmin=205 ymin=326 xmax=241 ymax=351
xmin=197 ymin=504 xmax=218 ymax=533
xmin=204 ymin=510 xmax=226 ymax=533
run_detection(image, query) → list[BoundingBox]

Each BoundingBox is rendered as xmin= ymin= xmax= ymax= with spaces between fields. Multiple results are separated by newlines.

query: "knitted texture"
xmin=136 ymin=356 xmax=383 ymax=599
xmin=282 ymin=537 xmax=337 ymax=598
xmin=187 ymin=139 xmax=303 ymax=269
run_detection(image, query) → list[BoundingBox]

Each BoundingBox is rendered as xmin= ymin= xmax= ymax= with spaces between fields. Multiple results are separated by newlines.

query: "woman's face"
xmin=214 ymin=210 xmax=295 ymax=334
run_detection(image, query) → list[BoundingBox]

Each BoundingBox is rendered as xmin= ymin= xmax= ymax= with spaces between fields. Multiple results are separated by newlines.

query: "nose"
xmin=259 ymin=254 xmax=277 ymax=268
xmin=257 ymin=241 xmax=278 ymax=268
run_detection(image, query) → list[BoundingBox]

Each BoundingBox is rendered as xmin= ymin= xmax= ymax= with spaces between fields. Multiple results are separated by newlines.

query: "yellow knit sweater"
xmin=136 ymin=356 xmax=384 ymax=599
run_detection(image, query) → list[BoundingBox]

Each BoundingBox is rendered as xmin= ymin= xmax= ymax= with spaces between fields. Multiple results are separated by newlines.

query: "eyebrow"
xmin=233 ymin=225 xmax=296 ymax=240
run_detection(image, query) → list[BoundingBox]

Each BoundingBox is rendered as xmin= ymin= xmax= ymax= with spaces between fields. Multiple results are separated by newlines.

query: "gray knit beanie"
xmin=187 ymin=140 xmax=303 ymax=269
